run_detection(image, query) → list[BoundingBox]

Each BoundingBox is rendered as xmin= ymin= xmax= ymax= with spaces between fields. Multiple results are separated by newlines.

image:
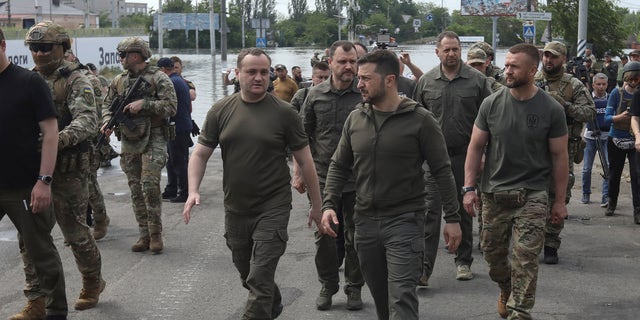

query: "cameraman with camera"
xmin=534 ymin=41 xmax=596 ymax=264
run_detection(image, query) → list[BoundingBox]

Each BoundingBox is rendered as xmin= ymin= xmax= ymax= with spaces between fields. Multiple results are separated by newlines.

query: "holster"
xmin=493 ymin=189 xmax=527 ymax=209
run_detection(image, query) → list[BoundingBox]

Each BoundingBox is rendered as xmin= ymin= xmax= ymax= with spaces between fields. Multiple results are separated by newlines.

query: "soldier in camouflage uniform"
xmin=66 ymin=51 xmax=112 ymax=239
xmin=470 ymin=41 xmax=504 ymax=84
xmin=464 ymin=43 xmax=569 ymax=320
xmin=101 ymin=37 xmax=177 ymax=253
xmin=534 ymin=41 xmax=596 ymax=264
xmin=19 ymin=21 xmax=105 ymax=314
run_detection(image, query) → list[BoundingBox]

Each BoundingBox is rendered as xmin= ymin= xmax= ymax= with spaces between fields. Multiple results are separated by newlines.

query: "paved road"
xmin=1 ymin=155 xmax=639 ymax=320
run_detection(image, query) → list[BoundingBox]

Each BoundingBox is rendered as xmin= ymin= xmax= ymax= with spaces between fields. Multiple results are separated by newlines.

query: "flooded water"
xmin=167 ymin=44 xmax=509 ymax=124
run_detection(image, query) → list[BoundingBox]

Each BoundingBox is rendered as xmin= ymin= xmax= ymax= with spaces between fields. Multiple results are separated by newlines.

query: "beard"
xmin=544 ymin=63 xmax=562 ymax=75
xmin=506 ymin=77 xmax=529 ymax=88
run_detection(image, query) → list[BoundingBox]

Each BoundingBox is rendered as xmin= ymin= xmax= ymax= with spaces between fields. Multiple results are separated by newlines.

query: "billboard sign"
xmin=460 ymin=0 xmax=528 ymax=16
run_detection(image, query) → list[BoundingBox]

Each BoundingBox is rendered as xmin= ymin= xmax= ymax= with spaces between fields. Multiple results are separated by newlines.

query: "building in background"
xmin=0 ymin=0 xmax=99 ymax=29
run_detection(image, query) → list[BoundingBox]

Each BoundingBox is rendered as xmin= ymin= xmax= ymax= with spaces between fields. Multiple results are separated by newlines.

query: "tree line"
xmin=99 ymin=0 xmax=639 ymax=58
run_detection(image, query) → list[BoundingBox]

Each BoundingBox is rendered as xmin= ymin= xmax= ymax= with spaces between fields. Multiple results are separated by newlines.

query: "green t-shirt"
xmin=475 ymin=88 xmax=568 ymax=193
xmin=199 ymin=93 xmax=308 ymax=214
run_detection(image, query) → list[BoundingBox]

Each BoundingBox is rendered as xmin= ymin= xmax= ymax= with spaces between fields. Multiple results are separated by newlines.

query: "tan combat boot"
xmin=75 ymin=277 xmax=106 ymax=310
xmin=131 ymin=236 xmax=150 ymax=252
xmin=93 ymin=216 xmax=110 ymax=240
xmin=9 ymin=296 xmax=45 ymax=320
xmin=497 ymin=289 xmax=510 ymax=319
xmin=149 ymin=233 xmax=163 ymax=253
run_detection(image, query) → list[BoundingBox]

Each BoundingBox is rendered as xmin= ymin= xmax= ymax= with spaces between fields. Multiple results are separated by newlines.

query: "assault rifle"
xmin=97 ymin=76 xmax=147 ymax=148
xmin=590 ymin=119 xmax=610 ymax=180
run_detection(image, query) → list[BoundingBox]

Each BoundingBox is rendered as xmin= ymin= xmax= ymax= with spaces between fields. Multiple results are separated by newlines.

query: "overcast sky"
xmin=137 ymin=0 xmax=461 ymax=18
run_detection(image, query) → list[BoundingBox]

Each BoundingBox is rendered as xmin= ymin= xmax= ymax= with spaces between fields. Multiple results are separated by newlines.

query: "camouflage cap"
xmin=543 ymin=41 xmax=567 ymax=57
xmin=117 ymin=37 xmax=152 ymax=59
xmin=467 ymin=48 xmax=487 ymax=64
xmin=470 ymin=41 xmax=494 ymax=58
xmin=25 ymin=21 xmax=70 ymax=49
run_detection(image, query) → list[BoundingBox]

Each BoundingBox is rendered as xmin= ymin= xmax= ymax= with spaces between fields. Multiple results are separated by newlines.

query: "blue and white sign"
xmin=523 ymin=25 xmax=535 ymax=38
xmin=256 ymin=37 xmax=267 ymax=48
xmin=426 ymin=14 xmax=433 ymax=21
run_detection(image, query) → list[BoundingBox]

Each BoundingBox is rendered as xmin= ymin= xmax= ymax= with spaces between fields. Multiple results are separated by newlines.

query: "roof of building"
xmin=0 ymin=1 xmax=89 ymax=16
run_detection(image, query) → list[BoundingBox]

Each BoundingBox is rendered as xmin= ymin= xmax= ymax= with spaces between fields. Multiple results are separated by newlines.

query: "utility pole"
xmin=577 ymin=0 xmax=587 ymax=58
xmin=221 ymin=0 xmax=227 ymax=62
xmin=158 ymin=0 xmax=163 ymax=58
xmin=210 ymin=0 xmax=216 ymax=57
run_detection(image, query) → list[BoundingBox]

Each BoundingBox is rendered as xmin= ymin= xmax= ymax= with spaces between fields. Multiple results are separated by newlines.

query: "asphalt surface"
xmin=1 ymin=154 xmax=639 ymax=320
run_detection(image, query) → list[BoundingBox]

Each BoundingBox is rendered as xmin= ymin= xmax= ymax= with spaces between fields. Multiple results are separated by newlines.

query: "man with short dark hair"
xmin=158 ymin=57 xmax=193 ymax=204
xmin=414 ymin=30 xmax=492 ymax=284
xmin=0 ymin=26 xmax=68 ymax=320
xmin=295 ymin=40 xmax=365 ymax=311
xmin=291 ymin=65 xmax=304 ymax=87
xmin=464 ymin=43 xmax=569 ymax=319
xmin=321 ymin=49 xmax=460 ymax=320
xmin=272 ymin=63 xmax=298 ymax=102
xmin=601 ymin=51 xmax=619 ymax=93
xmin=183 ymin=48 xmax=323 ymax=320
xmin=290 ymin=61 xmax=330 ymax=112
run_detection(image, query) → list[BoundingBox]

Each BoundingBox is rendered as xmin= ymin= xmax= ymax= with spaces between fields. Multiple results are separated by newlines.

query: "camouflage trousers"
xmin=88 ymin=150 xmax=107 ymax=223
xmin=545 ymin=155 xmax=576 ymax=249
xmin=224 ymin=205 xmax=290 ymax=320
xmin=121 ymin=132 xmax=167 ymax=237
xmin=1 ymin=187 xmax=68 ymax=315
xmin=22 ymin=168 xmax=103 ymax=292
xmin=481 ymin=189 xmax=547 ymax=320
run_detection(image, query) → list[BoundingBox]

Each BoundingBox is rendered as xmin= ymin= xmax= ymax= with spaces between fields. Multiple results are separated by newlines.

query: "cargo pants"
xmin=224 ymin=204 xmax=290 ymax=320
xmin=354 ymin=211 xmax=424 ymax=320
xmin=1 ymin=187 xmax=68 ymax=316
xmin=481 ymin=189 xmax=547 ymax=320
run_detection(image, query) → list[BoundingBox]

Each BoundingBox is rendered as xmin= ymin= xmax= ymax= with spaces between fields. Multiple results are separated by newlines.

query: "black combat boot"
xmin=605 ymin=197 xmax=617 ymax=216
xmin=543 ymin=246 xmax=558 ymax=264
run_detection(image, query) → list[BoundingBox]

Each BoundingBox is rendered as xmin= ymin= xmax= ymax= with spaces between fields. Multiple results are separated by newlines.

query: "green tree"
xmin=288 ymin=0 xmax=307 ymax=21
xmin=546 ymin=0 xmax=625 ymax=57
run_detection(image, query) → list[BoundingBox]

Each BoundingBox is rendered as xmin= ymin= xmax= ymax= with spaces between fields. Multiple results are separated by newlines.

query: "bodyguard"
xmin=22 ymin=21 xmax=105 ymax=312
xmin=101 ymin=37 xmax=177 ymax=253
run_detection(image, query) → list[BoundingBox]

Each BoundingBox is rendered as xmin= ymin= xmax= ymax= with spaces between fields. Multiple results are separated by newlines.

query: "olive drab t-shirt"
xmin=198 ymin=93 xmax=308 ymax=215
xmin=475 ymin=88 xmax=568 ymax=193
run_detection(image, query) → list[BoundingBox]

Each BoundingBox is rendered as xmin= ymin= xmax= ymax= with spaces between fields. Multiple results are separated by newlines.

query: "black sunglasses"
xmin=29 ymin=43 xmax=54 ymax=53
xmin=118 ymin=51 xmax=128 ymax=59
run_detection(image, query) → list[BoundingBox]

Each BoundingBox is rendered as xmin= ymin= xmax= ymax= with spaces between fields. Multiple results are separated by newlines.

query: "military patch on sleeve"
xmin=83 ymin=87 xmax=95 ymax=105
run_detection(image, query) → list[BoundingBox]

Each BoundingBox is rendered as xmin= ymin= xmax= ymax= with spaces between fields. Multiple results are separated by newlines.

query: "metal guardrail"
xmin=1 ymin=28 xmax=148 ymax=40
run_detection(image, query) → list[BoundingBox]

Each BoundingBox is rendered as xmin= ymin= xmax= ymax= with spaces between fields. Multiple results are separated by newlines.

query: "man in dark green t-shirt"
xmin=183 ymin=48 xmax=323 ymax=320
xmin=464 ymin=44 xmax=569 ymax=320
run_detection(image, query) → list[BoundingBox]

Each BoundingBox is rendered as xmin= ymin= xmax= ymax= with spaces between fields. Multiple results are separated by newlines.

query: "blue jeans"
xmin=581 ymin=137 xmax=609 ymax=198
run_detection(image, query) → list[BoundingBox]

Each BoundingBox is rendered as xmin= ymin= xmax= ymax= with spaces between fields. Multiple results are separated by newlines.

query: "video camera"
xmin=566 ymin=56 xmax=590 ymax=86
xmin=376 ymin=29 xmax=390 ymax=50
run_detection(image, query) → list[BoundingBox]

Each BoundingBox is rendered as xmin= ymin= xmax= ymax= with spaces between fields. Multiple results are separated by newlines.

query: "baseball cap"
xmin=157 ymin=57 xmax=174 ymax=68
xmin=604 ymin=51 xmax=612 ymax=57
xmin=543 ymin=41 xmax=567 ymax=57
xmin=467 ymin=48 xmax=487 ymax=64
xmin=274 ymin=64 xmax=286 ymax=70
xmin=630 ymin=50 xmax=640 ymax=57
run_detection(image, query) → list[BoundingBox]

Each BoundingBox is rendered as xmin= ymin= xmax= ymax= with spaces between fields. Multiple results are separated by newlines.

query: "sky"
xmin=137 ymin=0 xmax=461 ymax=18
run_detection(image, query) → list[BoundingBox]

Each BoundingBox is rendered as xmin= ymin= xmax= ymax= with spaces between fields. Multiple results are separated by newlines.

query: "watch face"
xmin=39 ymin=175 xmax=53 ymax=184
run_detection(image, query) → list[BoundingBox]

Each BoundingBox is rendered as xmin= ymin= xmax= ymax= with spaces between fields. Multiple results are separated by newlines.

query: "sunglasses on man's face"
xmin=118 ymin=51 xmax=128 ymax=59
xmin=28 ymin=43 xmax=54 ymax=53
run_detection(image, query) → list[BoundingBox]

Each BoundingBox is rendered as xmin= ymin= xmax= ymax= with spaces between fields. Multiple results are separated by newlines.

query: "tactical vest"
xmin=612 ymin=87 xmax=633 ymax=132
xmin=50 ymin=63 xmax=93 ymax=173
xmin=112 ymin=67 xmax=164 ymax=127
xmin=52 ymin=63 xmax=85 ymax=130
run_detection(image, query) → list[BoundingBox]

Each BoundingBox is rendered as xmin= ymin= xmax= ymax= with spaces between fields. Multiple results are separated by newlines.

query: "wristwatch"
xmin=37 ymin=175 xmax=53 ymax=185
xmin=460 ymin=186 xmax=476 ymax=195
